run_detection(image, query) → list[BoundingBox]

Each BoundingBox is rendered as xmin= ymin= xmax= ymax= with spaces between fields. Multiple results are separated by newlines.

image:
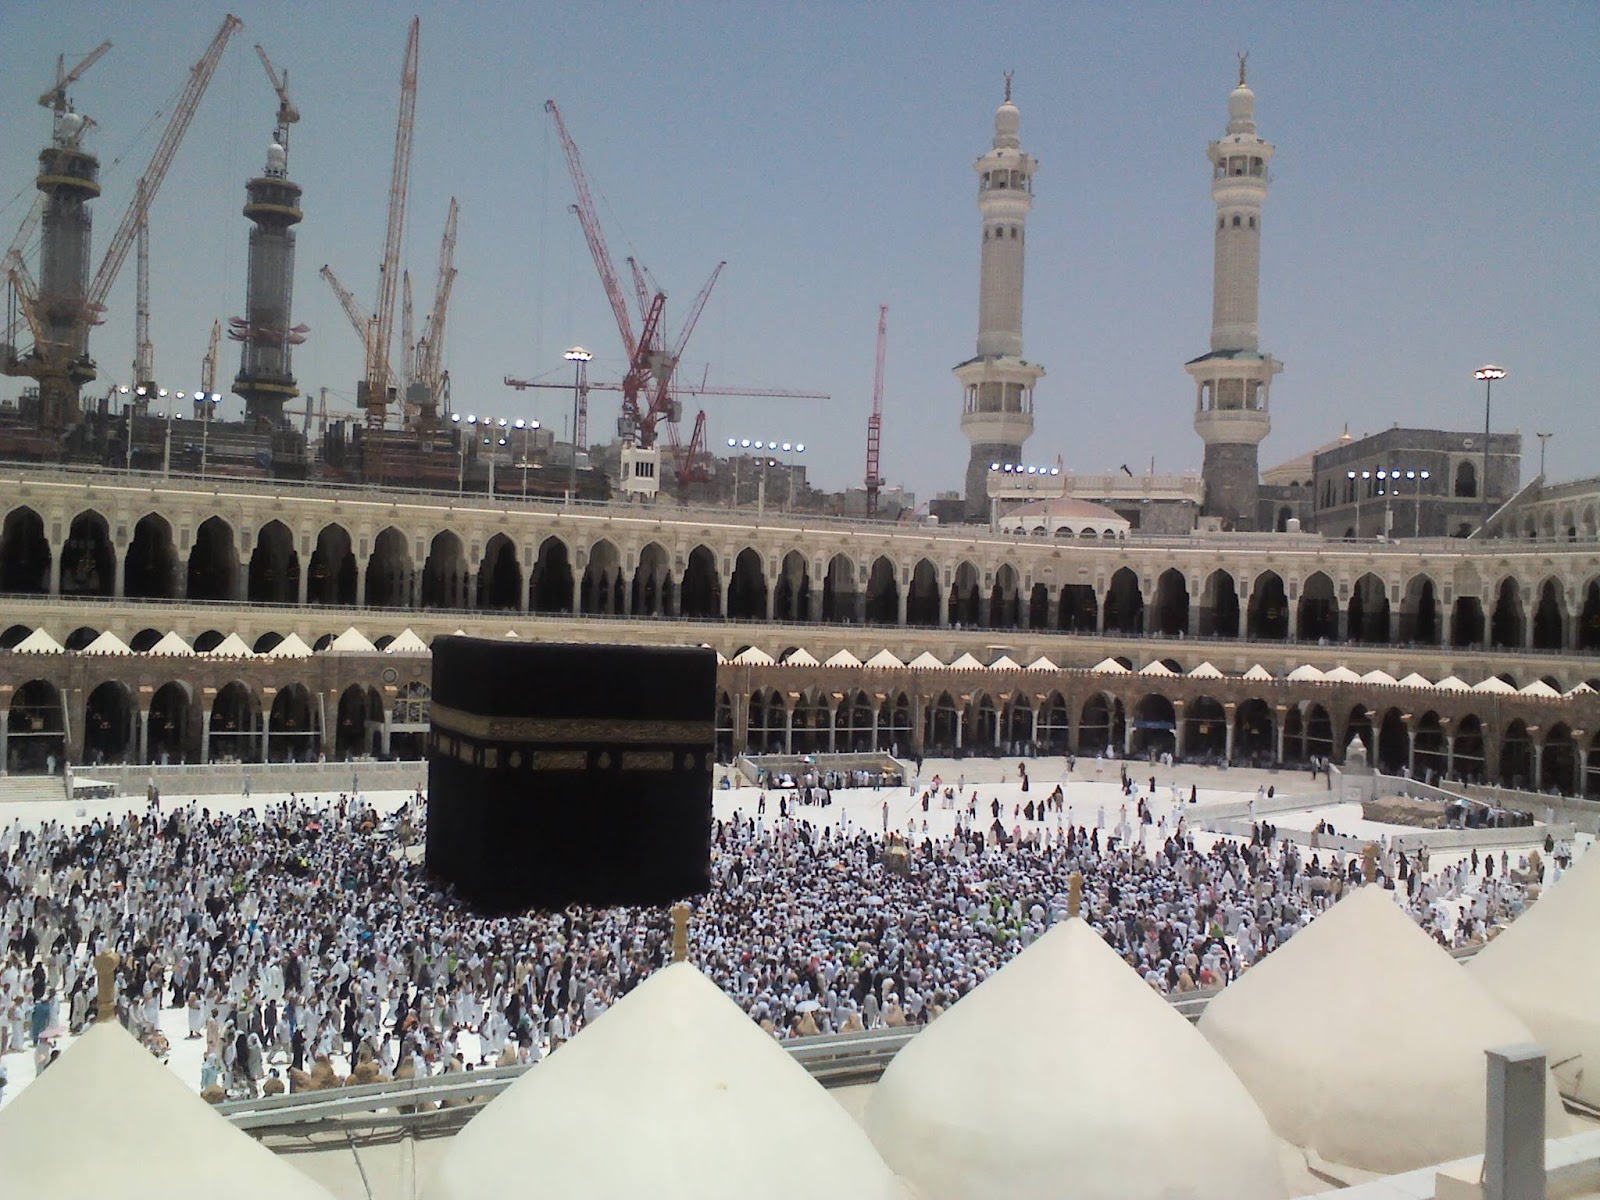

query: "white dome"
xmin=0 ymin=1022 xmax=335 ymax=1200
xmin=1199 ymin=886 xmax=1568 ymax=1174
xmin=1470 ymin=846 xmax=1600 ymax=1106
xmin=865 ymin=918 xmax=1286 ymax=1200
xmin=423 ymin=962 xmax=906 ymax=1200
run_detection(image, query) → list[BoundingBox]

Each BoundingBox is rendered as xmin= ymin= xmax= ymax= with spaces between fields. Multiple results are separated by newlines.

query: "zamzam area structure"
xmin=0 ymin=53 xmax=1597 ymax=796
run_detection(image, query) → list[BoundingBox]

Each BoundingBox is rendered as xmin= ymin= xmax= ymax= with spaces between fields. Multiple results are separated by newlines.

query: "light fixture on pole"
xmin=1401 ymin=468 xmax=1432 ymax=538
xmin=515 ymin=417 xmax=541 ymax=498
xmin=1346 ymin=469 xmax=1372 ymax=539
xmin=727 ymin=436 xmax=804 ymax=517
xmin=564 ymin=347 xmax=592 ymax=503
xmin=1534 ymin=431 xmax=1552 ymax=480
xmin=198 ymin=391 xmax=221 ymax=477
xmin=1474 ymin=364 xmax=1506 ymax=531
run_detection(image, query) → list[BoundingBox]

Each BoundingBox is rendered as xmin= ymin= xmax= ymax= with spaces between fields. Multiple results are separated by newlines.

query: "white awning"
xmin=823 ymin=649 xmax=863 ymax=668
xmin=385 ymin=628 xmax=430 ymax=654
xmin=1396 ymin=673 xmax=1434 ymax=689
xmin=265 ymin=633 xmax=314 ymax=659
xmin=1322 ymin=666 xmax=1363 ymax=684
xmin=782 ymin=648 xmax=819 ymax=666
xmin=1471 ymin=676 xmax=1516 ymax=694
xmin=864 ymin=649 xmax=905 ymax=669
xmin=80 ymin=631 xmax=132 ymax=655
xmin=1090 ymin=657 xmax=1130 ymax=674
xmin=907 ymin=651 xmax=945 ymax=669
xmin=207 ymin=633 xmax=256 ymax=659
xmin=1285 ymin=665 xmax=1325 ymax=682
xmin=12 ymin=629 xmax=64 ymax=654
xmin=1138 ymin=661 xmax=1175 ymax=676
xmin=1517 ymin=680 xmax=1561 ymax=698
xmin=733 ymin=646 xmax=775 ymax=664
xmin=989 ymin=654 xmax=1022 ymax=670
xmin=948 ymin=652 xmax=985 ymax=670
xmin=148 ymin=631 xmax=195 ymax=656
xmin=1026 ymin=656 xmax=1058 ymax=672
xmin=1434 ymin=675 xmax=1471 ymax=692
xmin=1242 ymin=664 xmax=1274 ymax=681
xmin=328 ymin=627 xmax=379 ymax=653
xmin=1188 ymin=661 xmax=1225 ymax=678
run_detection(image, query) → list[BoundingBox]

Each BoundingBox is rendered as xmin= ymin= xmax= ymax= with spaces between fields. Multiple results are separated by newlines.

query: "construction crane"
xmin=201 ymin=319 xmax=221 ymax=396
xmin=253 ymin=43 xmax=298 ymax=150
xmin=319 ymin=263 xmax=399 ymax=385
xmin=865 ymin=305 xmax=887 ymax=516
xmin=39 ymin=41 xmax=113 ymax=117
xmin=413 ymin=196 xmax=458 ymax=425
xmin=4 ymin=16 xmax=242 ymax=432
xmin=365 ymin=16 xmax=419 ymax=429
xmin=400 ymin=269 xmax=415 ymax=393
xmin=132 ymin=183 xmax=154 ymax=389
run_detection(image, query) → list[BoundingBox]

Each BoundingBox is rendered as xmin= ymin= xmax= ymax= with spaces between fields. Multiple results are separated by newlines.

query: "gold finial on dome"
xmin=1068 ymin=871 xmax=1083 ymax=918
xmin=1237 ymin=50 xmax=1249 ymax=87
xmin=1362 ymin=842 xmax=1379 ymax=884
xmin=670 ymin=901 xmax=691 ymax=963
xmin=94 ymin=949 xmax=119 ymax=1023
xmin=1004 ymin=69 xmax=1013 ymax=103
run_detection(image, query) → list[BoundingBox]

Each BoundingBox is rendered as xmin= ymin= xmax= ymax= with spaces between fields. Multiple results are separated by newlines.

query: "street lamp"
xmin=727 ymin=437 xmax=805 ymax=517
xmin=197 ymin=391 xmax=221 ymax=477
xmin=1474 ymin=364 xmax=1506 ymax=532
xmin=564 ymin=347 xmax=592 ymax=504
xmin=1346 ymin=469 xmax=1371 ymax=538
xmin=1535 ymin=431 xmax=1552 ymax=481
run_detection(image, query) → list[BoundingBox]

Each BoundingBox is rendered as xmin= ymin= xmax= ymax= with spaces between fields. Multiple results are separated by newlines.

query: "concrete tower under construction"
xmin=956 ymin=74 xmax=1045 ymax=521
xmin=232 ymin=72 xmax=304 ymax=427
xmin=1186 ymin=56 xmax=1282 ymax=530
xmin=24 ymin=109 xmax=101 ymax=432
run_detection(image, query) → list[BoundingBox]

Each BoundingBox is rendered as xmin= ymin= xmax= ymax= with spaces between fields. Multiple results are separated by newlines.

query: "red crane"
xmin=865 ymin=305 xmax=888 ymax=516
xmin=367 ymin=16 xmax=419 ymax=430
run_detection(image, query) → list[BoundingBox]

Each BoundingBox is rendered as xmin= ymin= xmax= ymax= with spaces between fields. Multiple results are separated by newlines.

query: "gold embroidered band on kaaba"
xmin=431 ymin=703 xmax=713 ymax=747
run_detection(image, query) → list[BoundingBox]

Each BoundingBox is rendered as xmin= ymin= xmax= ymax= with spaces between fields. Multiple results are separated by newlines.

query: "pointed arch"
xmin=61 ymin=510 xmax=114 ymax=597
xmin=772 ymin=550 xmax=812 ymax=623
xmin=248 ymin=519 xmax=300 ymax=604
xmin=947 ymin=561 xmax=981 ymax=627
xmin=1247 ymin=570 xmax=1288 ymax=640
xmin=477 ymin=533 xmax=523 ymax=611
xmin=1297 ymin=571 xmax=1337 ymax=642
xmin=1102 ymin=567 xmax=1143 ymax=635
xmin=582 ymin=539 xmax=625 ymax=615
xmin=1199 ymin=570 xmax=1240 ymax=638
xmin=906 ymin=558 xmax=941 ymax=627
xmin=307 ymin=523 xmax=357 ymax=606
xmin=0 ymin=507 xmax=51 ymax=594
xmin=365 ymin=526 xmax=415 ymax=608
xmin=1490 ymin=576 xmax=1525 ymax=648
xmin=1150 ymin=568 xmax=1189 ymax=636
xmin=1347 ymin=572 xmax=1391 ymax=643
xmin=680 ymin=545 xmax=721 ymax=618
xmin=727 ymin=548 xmax=769 ymax=621
xmin=1531 ymin=578 xmax=1566 ymax=650
xmin=422 ymin=531 xmax=470 ymax=609
xmin=822 ymin=553 xmax=859 ymax=623
xmin=531 ymin=536 xmax=575 ymax=614
xmin=866 ymin=556 xmax=900 ymax=625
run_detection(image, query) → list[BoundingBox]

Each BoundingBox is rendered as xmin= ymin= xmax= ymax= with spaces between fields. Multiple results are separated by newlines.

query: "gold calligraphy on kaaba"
xmin=431 ymin=704 xmax=713 ymax=747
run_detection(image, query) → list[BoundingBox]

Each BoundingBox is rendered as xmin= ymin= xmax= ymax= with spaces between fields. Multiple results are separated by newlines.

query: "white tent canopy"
xmin=1188 ymin=661 xmax=1224 ymax=678
xmin=1285 ymin=664 xmax=1324 ymax=682
xmin=1434 ymin=675 xmax=1471 ymax=692
xmin=327 ymin=627 xmax=378 ymax=653
xmin=385 ymin=628 xmax=430 ymax=654
xmin=1090 ymin=657 xmax=1129 ymax=674
xmin=989 ymin=654 xmax=1022 ymax=670
xmin=1517 ymin=679 xmax=1560 ymax=698
xmin=1138 ymin=660 xmax=1175 ymax=677
xmin=207 ymin=633 xmax=255 ymax=659
xmin=265 ymin=632 xmax=313 ymax=659
xmin=947 ymin=652 xmax=985 ymax=670
xmin=1470 ymin=676 xmax=1516 ymax=694
xmin=864 ymin=649 xmax=905 ymax=669
xmin=906 ymin=651 xmax=945 ymax=670
xmin=1359 ymin=669 xmax=1397 ymax=686
xmin=783 ymin=648 xmax=819 ymax=666
xmin=80 ymin=630 xmax=132 ymax=655
xmin=12 ymin=628 xmax=63 ymax=654
xmin=1396 ymin=672 xmax=1434 ymax=689
xmin=1242 ymin=664 xmax=1274 ymax=681
xmin=733 ymin=646 xmax=775 ymax=665
xmin=1026 ymin=655 xmax=1058 ymax=671
xmin=1321 ymin=665 xmax=1362 ymax=684
xmin=147 ymin=630 xmax=195 ymax=656
xmin=824 ymin=648 xmax=863 ymax=668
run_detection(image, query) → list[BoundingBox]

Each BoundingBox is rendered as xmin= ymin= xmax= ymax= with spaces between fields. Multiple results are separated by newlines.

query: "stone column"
xmin=355 ymin=558 xmax=369 ymax=606
xmin=1173 ymin=701 xmax=1187 ymax=760
xmin=1573 ymin=730 xmax=1587 ymax=795
xmin=570 ymin=572 xmax=582 ymax=614
xmin=1274 ymin=705 xmax=1287 ymax=764
xmin=200 ymin=709 xmax=212 ymax=764
xmin=297 ymin=560 xmax=309 ymax=607
xmin=1030 ymin=706 xmax=1040 ymax=750
xmin=1445 ymin=733 xmax=1456 ymax=779
xmin=1530 ymin=741 xmax=1544 ymax=790
xmin=49 ymin=539 xmax=64 ymax=596
xmin=1484 ymin=1045 xmax=1547 ymax=1200
xmin=1407 ymin=728 xmax=1417 ymax=774
xmin=783 ymin=706 xmax=794 ymax=755
xmin=113 ymin=542 xmax=128 ymax=599
xmin=1286 ymin=600 xmax=1299 ymax=642
xmin=1224 ymin=703 xmax=1237 ymax=764
xmin=137 ymin=709 xmax=150 ymax=765
xmin=897 ymin=585 xmax=908 ymax=628
xmin=0 ymin=708 xmax=9 ymax=775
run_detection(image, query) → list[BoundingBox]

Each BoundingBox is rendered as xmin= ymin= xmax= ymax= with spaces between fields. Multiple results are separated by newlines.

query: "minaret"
xmin=956 ymin=73 xmax=1044 ymax=520
xmin=232 ymin=78 xmax=305 ymax=427
xmin=29 ymin=108 xmax=101 ymax=432
xmin=1186 ymin=55 xmax=1281 ymax=531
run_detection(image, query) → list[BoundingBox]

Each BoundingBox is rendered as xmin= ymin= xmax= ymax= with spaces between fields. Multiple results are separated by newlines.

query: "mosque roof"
xmin=0 ymin=1022 xmax=335 ymax=1200
xmin=865 ymin=918 xmax=1286 ymax=1200
xmin=1198 ymin=885 xmax=1568 ymax=1174
xmin=423 ymin=963 xmax=904 ymax=1200
xmin=1470 ymin=846 xmax=1600 ymax=1107
xmin=1003 ymin=496 xmax=1127 ymax=524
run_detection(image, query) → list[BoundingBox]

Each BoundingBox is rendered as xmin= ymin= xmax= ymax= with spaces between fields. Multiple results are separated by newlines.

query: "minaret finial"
xmin=1004 ymin=70 xmax=1013 ymax=103
xmin=1237 ymin=51 xmax=1248 ymax=86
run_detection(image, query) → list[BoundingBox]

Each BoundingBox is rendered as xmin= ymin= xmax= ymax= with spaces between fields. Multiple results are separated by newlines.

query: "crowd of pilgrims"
xmin=0 ymin=783 xmax=1549 ymax=1099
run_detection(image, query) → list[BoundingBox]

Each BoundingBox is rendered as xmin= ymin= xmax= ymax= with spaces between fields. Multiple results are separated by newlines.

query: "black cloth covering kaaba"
xmin=427 ymin=638 xmax=714 ymax=910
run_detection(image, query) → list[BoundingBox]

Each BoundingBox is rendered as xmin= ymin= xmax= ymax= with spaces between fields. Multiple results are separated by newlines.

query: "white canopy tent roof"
xmin=0 ymin=1022 xmax=336 ymax=1200
xmin=1434 ymin=675 xmax=1471 ymax=692
xmin=732 ymin=646 xmax=775 ymax=665
xmin=1321 ymin=665 xmax=1362 ymax=684
xmin=947 ymin=652 xmax=985 ymax=670
xmin=1026 ymin=655 xmax=1058 ymax=671
xmin=147 ymin=631 xmax=195 ymax=656
xmin=423 ymin=963 xmax=902 ymax=1200
xmin=1285 ymin=664 xmax=1324 ymax=682
xmin=988 ymin=654 xmax=1022 ymax=670
xmin=207 ymin=633 xmax=255 ymax=659
xmin=824 ymin=648 xmax=863 ymax=668
xmin=1188 ymin=661 xmax=1225 ymax=679
xmin=327 ymin=627 xmax=378 ymax=653
xmin=1359 ymin=669 xmax=1397 ymax=686
xmin=264 ymin=632 xmax=313 ymax=659
xmin=1242 ymin=664 xmax=1274 ymax=681
xmin=1517 ymin=679 xmax=1561 ymax=698
xmin=782 ymin=648 xmax=819 ymax=666
xmin=867 ymin=919 xmax=1286 ymax=1200
xmin=1470 ymin=676 xmax=1516 ymax=694
xmin=80 ymin=630 xmax=132 ymax=655
xmin=11 ymin=628 xmax=63 ymax=654
xmin=1089 ymin=657 xmax=1129 ymax=674
xmin=386 ymin=628 xmax=430 ymax=654
xmin=1138 ymin=660 xmax=1175 ymax=677
xmin=906 ymin=651 xmax=945 ymax=670
xmin=1396 ymin=672 xmax=1434 ymax=689
xmin=864 ymin=649 xmax=905 ymax=669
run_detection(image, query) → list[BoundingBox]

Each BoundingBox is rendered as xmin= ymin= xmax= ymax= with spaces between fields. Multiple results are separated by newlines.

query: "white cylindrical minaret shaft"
xmin=1187 ymin=56 xmax=1282 ymax=532
xmin=1208 ymin=63 xmax=1273 ymax=353
xmin=958 ymin=73 xmax=1044 ymax=520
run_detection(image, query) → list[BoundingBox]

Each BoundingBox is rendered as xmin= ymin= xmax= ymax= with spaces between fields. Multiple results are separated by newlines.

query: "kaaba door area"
xmin=426 ymin=638 xmax=715 ymax=911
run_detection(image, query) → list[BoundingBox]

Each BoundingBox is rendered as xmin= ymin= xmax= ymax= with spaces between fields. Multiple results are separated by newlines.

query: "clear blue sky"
xmin=3 ymin=2 xmax=1596 ymax=493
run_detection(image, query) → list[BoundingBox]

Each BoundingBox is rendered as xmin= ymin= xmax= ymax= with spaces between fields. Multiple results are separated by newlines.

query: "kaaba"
xmin=426 ymin=638 xmax=715 ymax=910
